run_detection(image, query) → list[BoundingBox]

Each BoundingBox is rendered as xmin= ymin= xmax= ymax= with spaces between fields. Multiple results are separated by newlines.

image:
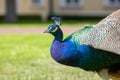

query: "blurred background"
xmin=0 ymin=0 xmax=119 ymax=80
xmin=0 ymin=0 xmax=120 ymax=22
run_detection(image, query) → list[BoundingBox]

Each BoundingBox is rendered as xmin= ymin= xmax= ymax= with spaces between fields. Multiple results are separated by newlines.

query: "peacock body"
xmin=49 ymin=24 xmax=120 ymax=70
xmin=44 ymin=10 xmax=120 ymax=80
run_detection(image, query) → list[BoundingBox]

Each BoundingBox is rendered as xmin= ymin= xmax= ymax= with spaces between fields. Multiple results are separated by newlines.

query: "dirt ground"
xmin=0 ymin=27 xmax=81 ymax=34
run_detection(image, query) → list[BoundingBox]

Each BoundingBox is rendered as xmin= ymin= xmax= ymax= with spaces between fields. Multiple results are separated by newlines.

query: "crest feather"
xmin=51 ymin=17 xmax=61 ymax=25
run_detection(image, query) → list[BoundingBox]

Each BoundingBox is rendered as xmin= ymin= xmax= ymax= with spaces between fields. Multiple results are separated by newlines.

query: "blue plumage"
xmin=44 ymin=16 xmax=120 ymax=80
xmin=51 ymin=17 xmax=61 ymax=25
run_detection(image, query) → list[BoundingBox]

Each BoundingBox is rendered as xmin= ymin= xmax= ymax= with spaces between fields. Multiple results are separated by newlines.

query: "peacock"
xmin=44 ymin=9 xmax=120 ymax=80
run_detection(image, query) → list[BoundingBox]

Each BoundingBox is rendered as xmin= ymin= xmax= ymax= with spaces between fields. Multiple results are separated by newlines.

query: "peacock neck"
xmin=53 ymin=28 xmax=63 ymax=42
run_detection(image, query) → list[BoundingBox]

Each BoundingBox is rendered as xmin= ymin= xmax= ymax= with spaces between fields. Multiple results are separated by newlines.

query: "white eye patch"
xmin=52 ymin=27 xmax=58 ymax=32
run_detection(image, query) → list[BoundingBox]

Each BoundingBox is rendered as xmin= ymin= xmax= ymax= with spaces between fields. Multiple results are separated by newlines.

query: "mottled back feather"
xmin=64 ymin=26 xmax=93 ymax=43
xmin=80 ymin=9 xmax=120 ymax=55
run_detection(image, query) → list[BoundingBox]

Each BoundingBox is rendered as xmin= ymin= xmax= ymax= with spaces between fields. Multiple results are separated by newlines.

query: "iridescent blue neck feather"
xmin=52 ymin=28 xmax=63 ymax=41
xmin=50 ymin=28 xmax=80 ymax=66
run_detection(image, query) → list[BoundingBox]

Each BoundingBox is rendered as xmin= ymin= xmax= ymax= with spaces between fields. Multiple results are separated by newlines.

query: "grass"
xmin=0 ymin=34 xmax=102 ymax=80
xmin=0 ymin=20 xmax=101 ymax=80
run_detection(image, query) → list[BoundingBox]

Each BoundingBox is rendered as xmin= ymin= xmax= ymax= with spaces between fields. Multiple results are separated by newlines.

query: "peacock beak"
xmin=43 ymin=29 xmax=49 ymax=33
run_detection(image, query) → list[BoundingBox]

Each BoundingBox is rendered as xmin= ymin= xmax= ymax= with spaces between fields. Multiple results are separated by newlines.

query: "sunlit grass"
xmin=0 ymin=34 xmax=102 ymax=80
xmin=0 ymin=19 xmax=101 ymax=79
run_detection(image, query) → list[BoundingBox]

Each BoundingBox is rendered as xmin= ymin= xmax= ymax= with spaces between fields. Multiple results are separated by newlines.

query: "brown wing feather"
xmin=80 ymin=9 xmax=120 ymax=55
xmin=109 ymin=71 xmax=120 ymax=80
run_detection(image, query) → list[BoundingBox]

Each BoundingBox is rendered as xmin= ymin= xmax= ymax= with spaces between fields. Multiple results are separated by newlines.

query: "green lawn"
xmin=0 ymin=34 xmax=102 ymax=80
xmin=0 ymin=20 xmax=101 ymax=80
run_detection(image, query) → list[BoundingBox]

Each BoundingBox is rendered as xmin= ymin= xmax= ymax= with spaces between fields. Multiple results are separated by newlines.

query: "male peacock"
xmin=44 ymin=10 xmax=120 ymax=80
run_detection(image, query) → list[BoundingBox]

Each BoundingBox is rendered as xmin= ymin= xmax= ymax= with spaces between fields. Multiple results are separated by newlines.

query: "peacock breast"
xmin=51 ymin=40 xmax=81 ymax=66
xmin=50 ymin=40 xmax=63 ymax=62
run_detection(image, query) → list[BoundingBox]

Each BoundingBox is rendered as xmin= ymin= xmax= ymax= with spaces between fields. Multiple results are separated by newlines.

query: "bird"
xmin=44 ymin=9 xmax=120 ymax=80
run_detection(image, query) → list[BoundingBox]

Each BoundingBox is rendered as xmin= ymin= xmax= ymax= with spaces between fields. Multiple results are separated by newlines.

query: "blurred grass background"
xmin=0 ymin=20 xmax=102 ymax=80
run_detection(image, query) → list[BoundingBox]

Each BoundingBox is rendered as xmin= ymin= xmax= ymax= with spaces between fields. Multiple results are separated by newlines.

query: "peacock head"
xmin=44 ymin=24 xmax=60 ymax=35
xmin=44 ymin=17 xmax=62 ymax=36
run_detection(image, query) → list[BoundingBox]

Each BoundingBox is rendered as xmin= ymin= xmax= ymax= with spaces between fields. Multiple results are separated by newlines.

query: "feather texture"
xmin=80 ymin=9 xmax=120 ymax=55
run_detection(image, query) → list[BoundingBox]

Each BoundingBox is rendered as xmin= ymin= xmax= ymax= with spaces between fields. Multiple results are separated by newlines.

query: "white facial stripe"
xmin=52 ymin=27 xmax=58 ymax=32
